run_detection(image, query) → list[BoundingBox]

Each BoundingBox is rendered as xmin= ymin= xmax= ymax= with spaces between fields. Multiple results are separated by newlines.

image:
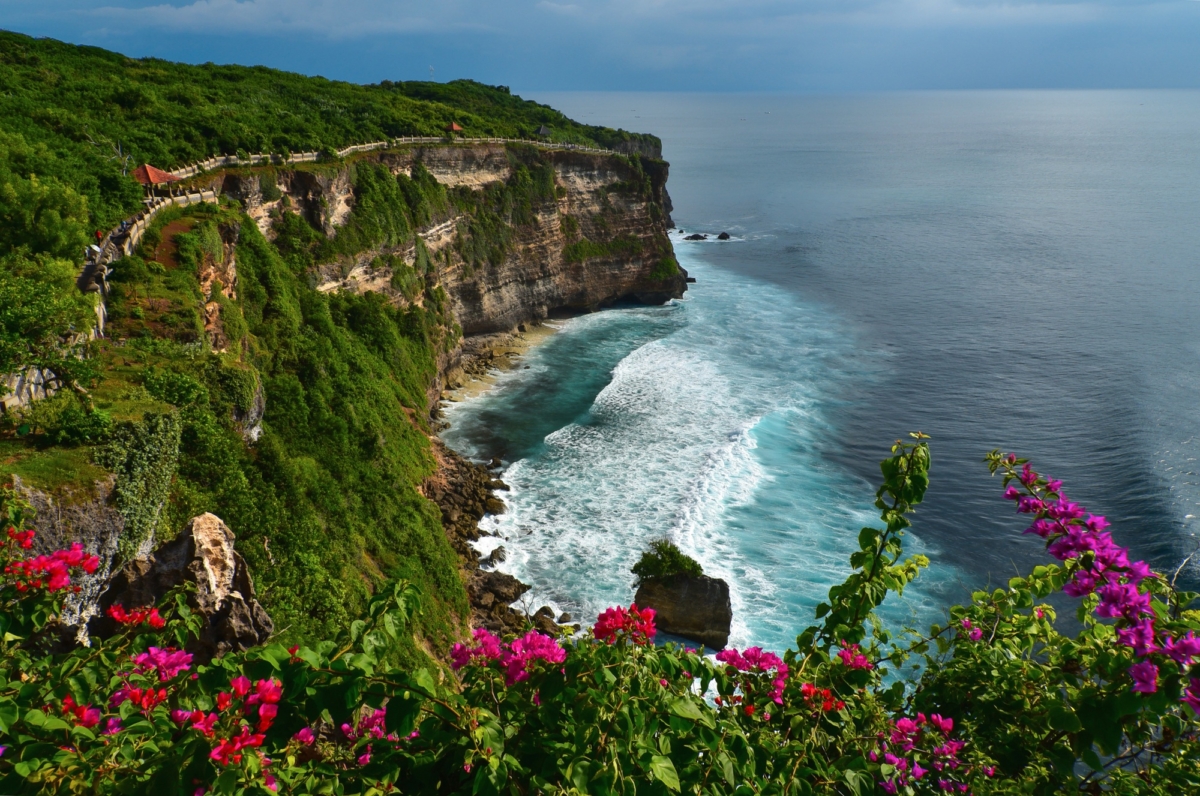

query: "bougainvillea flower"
xmin=1129 ymin=661 xmax=1159 ymax=694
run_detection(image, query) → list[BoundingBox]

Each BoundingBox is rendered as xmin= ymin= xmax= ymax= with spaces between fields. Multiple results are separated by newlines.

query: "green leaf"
xmin=0 ymin=698 xmax=17 ymax=733
xmin=649 ymin=755 xmax=680 ymax=791
xmin=1047 ymin=701 xmax=1082 ymax=733
xmin=414 ymin=667 xmax=436 ymax=696
xmin=667 ymin=697 xmax=704 ymax=721
xmin=843 ymin=769 xmax=870 ymax=796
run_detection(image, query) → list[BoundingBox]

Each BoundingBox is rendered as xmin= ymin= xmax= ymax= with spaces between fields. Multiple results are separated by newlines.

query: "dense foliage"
xmin=1 ymin=437 xmax=1197 ymax=794
xmin=0 ymin=30 xmax=659 ymax=231
xmin=631 ymin=540 xmax=704 ymax=585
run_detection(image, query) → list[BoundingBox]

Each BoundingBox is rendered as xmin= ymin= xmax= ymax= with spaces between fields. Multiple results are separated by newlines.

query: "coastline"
xmin=427 ymin=322 xmax=577 ymax=637
xmin=438 ymin=321 xmax=561 ymax=408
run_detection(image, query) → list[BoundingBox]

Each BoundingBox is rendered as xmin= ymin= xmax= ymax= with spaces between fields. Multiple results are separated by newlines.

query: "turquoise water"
xmin=442 ymin=235 xmax=947 ymax=651
xmin=443 ymin=91 xmax=1200 ymax=652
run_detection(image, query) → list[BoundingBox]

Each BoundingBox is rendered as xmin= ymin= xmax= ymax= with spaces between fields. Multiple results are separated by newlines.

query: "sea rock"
xmin=634 ymin=574 xmax=732 ymax=649
xmin=475 ymin=570 xmax=530 ymax=605
xmin=96 ymin=513 xmax=273 ymax=659
xmin=532 ymin=606 xmax=559 ymax=635
xmin=717 ymin=232 xmax=731 ymax=240
xmin=485 ymin=497 xmax=507 ymax=515
xmin=481 ymin=545 xmax=507 ymax=568
xmin=684 ymin=233 xmax=707 ymax=241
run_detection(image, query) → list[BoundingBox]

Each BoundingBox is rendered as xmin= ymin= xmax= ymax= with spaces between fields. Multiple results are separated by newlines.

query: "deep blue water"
xmin=442 ymin=91 xmax=1200 ymax=652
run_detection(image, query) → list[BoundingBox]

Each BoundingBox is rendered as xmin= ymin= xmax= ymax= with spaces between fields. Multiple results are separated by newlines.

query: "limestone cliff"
xmin=213 ymin=144 xmax=685 ymax=408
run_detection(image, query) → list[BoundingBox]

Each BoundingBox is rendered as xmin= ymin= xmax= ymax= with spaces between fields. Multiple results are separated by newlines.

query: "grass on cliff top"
xmin=0 ymin=29 xmax=660 ymax=231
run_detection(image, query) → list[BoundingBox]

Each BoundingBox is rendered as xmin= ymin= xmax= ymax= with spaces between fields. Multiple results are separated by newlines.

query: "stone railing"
xmin=167 ymin=136 xmax=619 ymax=180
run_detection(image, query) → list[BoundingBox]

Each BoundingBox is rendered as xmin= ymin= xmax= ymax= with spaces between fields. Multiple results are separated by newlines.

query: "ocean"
xmin=441 ymin=91 xmax=1200 ymax=653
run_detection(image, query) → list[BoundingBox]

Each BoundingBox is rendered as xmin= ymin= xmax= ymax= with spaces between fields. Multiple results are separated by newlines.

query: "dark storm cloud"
xmin=1 ymin=0 xmax=1199 ymax=89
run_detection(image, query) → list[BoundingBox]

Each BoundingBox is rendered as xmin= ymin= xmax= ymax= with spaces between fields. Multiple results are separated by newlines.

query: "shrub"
xmin=143 ymin=368 xmax=209 ymax=408
xmin=3 ymin=437 xmax=1200 ymax=793
xmin=631 ymin=539 xmax=703 ymax=585
xmin=650 ymin=255 xmax=679 ymax=280
xmin=47 ymin=405 xmax=112 ymax=445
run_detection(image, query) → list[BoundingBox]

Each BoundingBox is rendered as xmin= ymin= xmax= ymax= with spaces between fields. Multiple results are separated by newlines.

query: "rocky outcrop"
xmin=15 ymin=475 xmax=125 ymax=644
xmin=634 ymin=574 xmax=732 ymax=650
xmin=422 ymin=438 xmax=573 ymax=637
xmin=97 ymin=513 xmax=273 ymax=659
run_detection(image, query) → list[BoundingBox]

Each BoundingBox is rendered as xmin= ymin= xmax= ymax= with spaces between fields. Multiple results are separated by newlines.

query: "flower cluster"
xmin=6 ymin=525 xmax=33 ymax=549
xmin=1001 ymin=455 xmax=1200 ymax=702
xmin=132 ymin=647 xmax=193 ymax=681
xmin=110 ymin=683 xmax=168 ymax=713
xmin=593 ymin=603 xmax=657 ymax=645
xmin=108 ymin=647 xmax=192 ymax=716
xmin=60 ymin=695 xmax=101 ymax=729
xmin=106 ymin=603 xmax=165 ymax=629
xmin=451 ymin=627 xmax=567 ymax=685
xmin=799 ymin=683 xmax=844 ymax=713
xmin=874 ymin=713 xmax=974 ymax=794
xmin=959 ymin=619 xmax=983 ymax=642
xmin=836 ymin=641 xmax=874 ymax=669
xmin=196 ymin=675 xmax=284 ymax=790
xmin=3 ymin=541 xmax=99 ymax=592
xmin=715 ymin=646 xmax=789 ymax=705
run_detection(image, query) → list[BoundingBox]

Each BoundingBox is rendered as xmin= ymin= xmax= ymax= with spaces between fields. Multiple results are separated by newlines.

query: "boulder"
xmin=97 ymin=513 xmax=273 ymax=659
xmin=717 ymin=232 xmax=731 ymax=240
xmin=634 ymin=574 xmax=732 ymax=649
xmin=684 ymin=233 xmax=707 ymax=241
xmin=474 ymin=570 xmax=530 ymax=604
xmin=532 ymin=606 xmax=559 ymax=635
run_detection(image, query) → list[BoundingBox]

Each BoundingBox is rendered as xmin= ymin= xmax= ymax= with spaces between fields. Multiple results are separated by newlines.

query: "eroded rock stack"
xmin=634 ymin=573 xmax=732 ymax=650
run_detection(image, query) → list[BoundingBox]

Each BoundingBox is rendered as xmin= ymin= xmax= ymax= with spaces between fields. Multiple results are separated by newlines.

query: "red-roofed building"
xmin=446 ymin=122 xmax=463 ymax=133
xmin=132 ymin=164 xmax=180 ymax=187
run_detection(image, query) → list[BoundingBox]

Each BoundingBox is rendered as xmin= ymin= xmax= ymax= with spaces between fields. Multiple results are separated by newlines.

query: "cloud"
xmin=4 ymin=0 xmax=1200 ymax=89
xmin=91 ymin=0 xmax=493 ymax=37
xmin=78 ymin=0 xmax=1197 ymax=39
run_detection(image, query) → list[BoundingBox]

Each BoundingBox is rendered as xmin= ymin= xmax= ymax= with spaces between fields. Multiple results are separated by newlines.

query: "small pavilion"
xmin=537 ymin=125 xmax=552 ymax=137
xmin=131 ymin=164 xmax=180 ymax=188
xmin=446 ymin=122 xmax=463 ymax=133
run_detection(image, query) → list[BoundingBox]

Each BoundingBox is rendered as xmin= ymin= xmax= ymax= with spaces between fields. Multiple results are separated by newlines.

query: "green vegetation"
xmin=563 ymin=234 xmax=644 ymax=263
xmin=0 ymin=30 xmax=660 ymax=232
xmin=6 ymin=439 xmax=1200 ymax=794
xmin=651 ymin=255 xmax=680 ymax=280
xmin=0 ymin=34 xmax=673 ymax=671
xmin=631 ymin=539 xmax=703 ymax=585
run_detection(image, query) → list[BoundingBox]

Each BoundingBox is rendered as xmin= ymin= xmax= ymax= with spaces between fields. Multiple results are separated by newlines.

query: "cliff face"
xmin=218 ymin=145 xmax=684 ymax=406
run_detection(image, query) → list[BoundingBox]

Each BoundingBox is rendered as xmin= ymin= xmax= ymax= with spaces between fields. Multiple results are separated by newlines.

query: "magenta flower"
xmin=132 ymin=647 xmax=193 ymax=681
xmin=1096 ymin=582 xmax=1152 ymax=620
xmin=230 ymin=676 xmax=251 ymax=697
xmin=1162 ymin=632 xmax=1200 ymax=666
xmin=1182 ymin=678 xmax=1200 ymax=715
xmin=450 ymin=628 xmax=504 ymax=670
xmin=717 ymin=646 xmax=790 ymax=703
xmin=502 ymin=631 xmax=567 ymax=685
xmin=1115 ymin=619 xmax=1158 ymax=657
xmin=293 ymin=727 xmax=316 ymax=745
xmin=1129 ymin=661 xmax=1159 ymax=694
xmin=836 ymin=642 xmax=874 ymax=670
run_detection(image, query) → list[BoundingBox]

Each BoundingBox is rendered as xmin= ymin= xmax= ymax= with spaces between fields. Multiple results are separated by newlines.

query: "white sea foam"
xmin=447 ymin=246 xmax=950 ymax=652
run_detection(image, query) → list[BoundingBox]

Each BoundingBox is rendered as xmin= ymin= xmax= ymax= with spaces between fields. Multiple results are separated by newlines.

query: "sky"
xmin=2 ymin=0 xmax=1200 ymax=92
